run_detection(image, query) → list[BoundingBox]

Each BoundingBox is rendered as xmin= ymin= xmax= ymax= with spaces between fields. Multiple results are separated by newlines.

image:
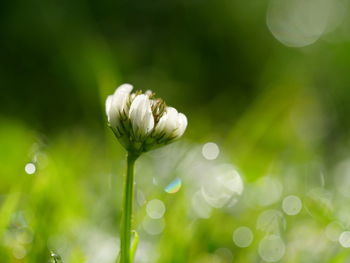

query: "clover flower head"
xmin=106 ymin=84 xmax=187 ymax=154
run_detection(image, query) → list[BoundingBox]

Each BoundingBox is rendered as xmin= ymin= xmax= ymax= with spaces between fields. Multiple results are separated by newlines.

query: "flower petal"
xmin=105 ymin=95 xmax=113 ymax=121
xmin=129 ymin=94 xmax=154 ymax=139
xmin=154 ymin=107 xmax=177 ymax=136
xmin=173 ymin=113 xmax=187 ymax=139
xmin=108 ymin=84 xmax=133 ymax=130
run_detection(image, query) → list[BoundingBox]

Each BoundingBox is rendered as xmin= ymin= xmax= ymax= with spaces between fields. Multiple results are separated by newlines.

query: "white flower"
xmin=129 ymin=94 xmax=155 ymax=140
xmin=105 ymin=83 xmax=187 ymax=154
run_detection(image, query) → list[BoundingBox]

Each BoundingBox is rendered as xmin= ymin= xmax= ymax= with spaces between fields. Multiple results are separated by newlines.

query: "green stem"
xmin=120 ymin=152 xmax=138 ymax=263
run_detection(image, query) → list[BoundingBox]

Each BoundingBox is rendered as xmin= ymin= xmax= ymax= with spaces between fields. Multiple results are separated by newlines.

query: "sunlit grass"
xmin=1 ymin=99 xmax=350 ymax=263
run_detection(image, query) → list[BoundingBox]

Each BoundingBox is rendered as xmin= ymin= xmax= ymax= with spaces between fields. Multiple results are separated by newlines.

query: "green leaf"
xmin=130 ymin=230 xmax=139 ymax=263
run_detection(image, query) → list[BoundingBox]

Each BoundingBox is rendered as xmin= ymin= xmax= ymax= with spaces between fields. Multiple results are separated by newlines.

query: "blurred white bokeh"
xmin=267 ymin=0 xmax=347 ymax=47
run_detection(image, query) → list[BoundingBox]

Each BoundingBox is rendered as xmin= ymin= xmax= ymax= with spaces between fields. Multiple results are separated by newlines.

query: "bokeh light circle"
xmin=267 ymin=0 xmax=331 ymax=47
xmin=146 ymin=199 xmax=166 ymax=219
xmin=233 ymin=226 xmax=254 ymax=248
xmin=282 ymin=195 xmax=302 ymax=216
xmin=24 ymin=163 xmax=36 ymax=174
xmin=258 ymin=235 xmax=286 ymax=262
xmin=201 ymin=164 xmax=243 ymax=208
xmin=142 ymin=217 xmax=165 ymax=235
xmin=202 ymin=142 xmax=220 ymax=160
xmin=339 ymin=231 xmax=350 ymax=248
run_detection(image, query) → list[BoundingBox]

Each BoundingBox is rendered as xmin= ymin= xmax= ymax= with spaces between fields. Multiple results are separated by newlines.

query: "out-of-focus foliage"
xmin=2 ymin=0 xmax=350 ymax=262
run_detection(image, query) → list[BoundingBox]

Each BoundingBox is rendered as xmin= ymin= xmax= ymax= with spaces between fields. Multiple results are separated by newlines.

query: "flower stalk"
xmin=119 ymin=152 xmax=138 ymax=263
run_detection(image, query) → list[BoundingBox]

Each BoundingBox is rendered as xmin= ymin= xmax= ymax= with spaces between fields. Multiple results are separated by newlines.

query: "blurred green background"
xmin=2 ymin=0 xmax=350 ymax=262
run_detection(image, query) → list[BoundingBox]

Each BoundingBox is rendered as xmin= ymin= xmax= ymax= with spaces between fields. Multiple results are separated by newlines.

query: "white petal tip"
xmin=105 ymin=95 xmax=113 ymax=119
xmin=116 ymin=83 xmax=133 ymax=94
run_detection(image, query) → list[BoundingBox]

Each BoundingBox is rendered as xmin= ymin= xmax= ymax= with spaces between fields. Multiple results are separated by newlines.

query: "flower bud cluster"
xmin=106 ymin=84 xmax=187 ymax=154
